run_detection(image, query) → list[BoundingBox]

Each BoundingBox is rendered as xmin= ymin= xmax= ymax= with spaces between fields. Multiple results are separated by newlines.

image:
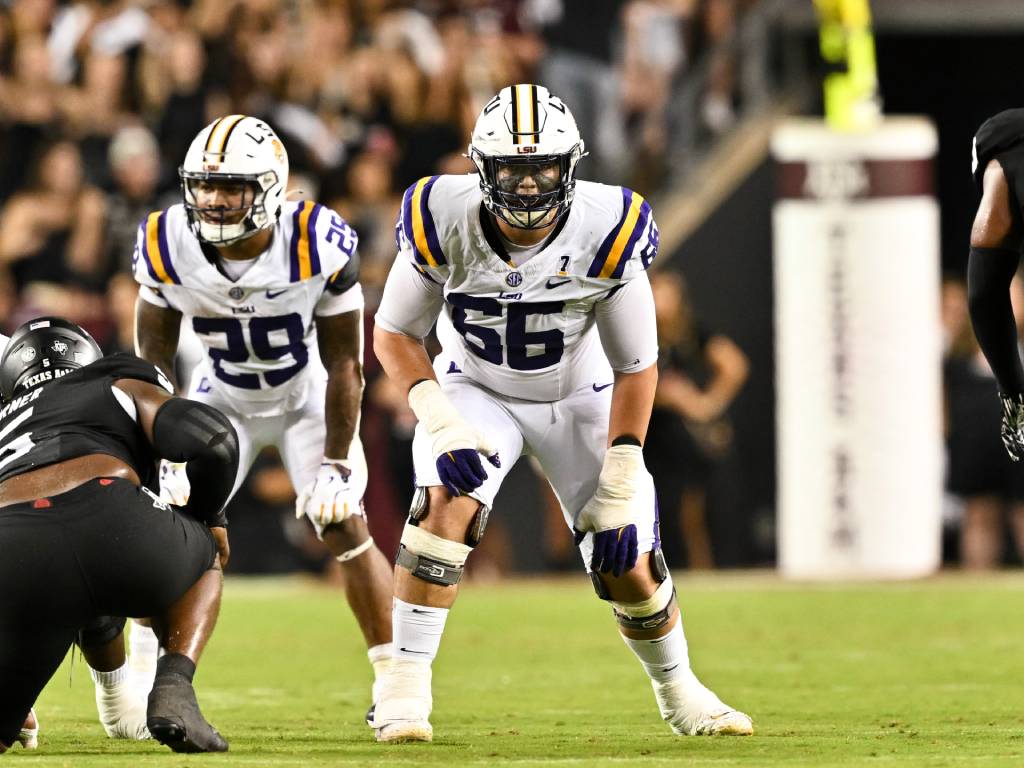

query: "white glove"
xmin=577 ymin=445 xmax=646 ymax=533
xmin=408 ymin=379 xmax=497 ymax=462
xmin=158 ymin=460 xmax=191 ymax=506
xmin=295 ymin=458 xmax=367 ymax=529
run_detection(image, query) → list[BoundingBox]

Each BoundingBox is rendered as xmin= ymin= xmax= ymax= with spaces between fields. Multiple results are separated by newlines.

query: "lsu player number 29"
xmin=130 ymin=115 xmax=394 ymax=728
xmin=371 ymin=84 xmax=753 ymax=743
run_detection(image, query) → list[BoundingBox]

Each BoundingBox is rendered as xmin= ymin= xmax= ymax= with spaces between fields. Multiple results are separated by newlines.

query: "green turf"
xmin=11 ymin=572 xmax=1024 ymax=766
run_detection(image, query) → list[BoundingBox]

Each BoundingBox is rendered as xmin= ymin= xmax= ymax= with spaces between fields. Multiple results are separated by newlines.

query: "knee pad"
xmin=396 ymin=523 xmax=473 ymax=587
xmin=407 ymin=486 xmax=491 ymax=547
xmin=76 ymin=615 xmax=127 ymax=649
xmin=611 ymin=577 xmax=677 ymax=632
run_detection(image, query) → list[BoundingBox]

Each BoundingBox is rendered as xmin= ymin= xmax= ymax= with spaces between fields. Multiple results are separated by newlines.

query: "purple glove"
xmin=588 ymin=524 xmax=639 ymax=578
xmin=436 ymin=450 xmax=501 ymax=497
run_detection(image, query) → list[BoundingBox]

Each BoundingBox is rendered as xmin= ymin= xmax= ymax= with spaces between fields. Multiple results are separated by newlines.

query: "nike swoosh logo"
xmin=592 ymin=383 xmax=613 ymax=392
xmin=399 ymin=647 xmax=431 ymax=655
xmin=546 ymin=278 xmax=571 ymax=289
xmin=266 ymin=289 xmax=287 ymax=299
xmin=410 ymin=608 xmax=433 ymax=614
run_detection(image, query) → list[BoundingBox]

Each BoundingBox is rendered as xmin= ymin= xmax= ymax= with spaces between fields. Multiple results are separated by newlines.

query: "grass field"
xmin=11 ymin=572 xmax=1024 ymax=767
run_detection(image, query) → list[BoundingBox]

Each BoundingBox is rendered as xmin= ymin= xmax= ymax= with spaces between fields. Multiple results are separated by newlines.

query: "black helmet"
xmin=0 ymin=317 xmax=103 ymax=401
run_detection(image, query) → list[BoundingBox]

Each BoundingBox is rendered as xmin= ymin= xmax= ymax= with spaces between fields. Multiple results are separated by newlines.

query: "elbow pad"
xmin=152 ymin=398 xmax=239 ymax=528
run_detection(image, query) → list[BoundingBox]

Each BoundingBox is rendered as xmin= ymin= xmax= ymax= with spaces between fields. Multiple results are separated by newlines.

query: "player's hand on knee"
xmin=407 ymin=380 xmax=500 ymax=495
xmin=1000 ymin=393 xmax=1024 ymax=461
xmin=158 ymin=460 xmax=191 ymax=506
xmin=436 ymin=447 xmax=495 ymax=497
xmin=295 ymin=458 xmax=367 ymax=528
xmin=577 ymin=444 xmax=648 ymax=575
xmin=589 ymin=525 xmax=639 ymax=577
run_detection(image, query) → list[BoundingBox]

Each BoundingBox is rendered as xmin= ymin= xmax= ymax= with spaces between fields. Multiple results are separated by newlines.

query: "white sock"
xmin=128 ymin=622 xmax=158 ymax=668
xmin=621 ymin=619 xmax=690 ymax=685
xmin=393 ymin=598 xmax=448 ymax=663
xmin=90 ymin=661 xmax=129 ymax=688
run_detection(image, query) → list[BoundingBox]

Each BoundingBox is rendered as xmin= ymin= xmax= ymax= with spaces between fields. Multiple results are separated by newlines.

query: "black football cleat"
xmin=147 ymin=672 xmax=228 ymax=753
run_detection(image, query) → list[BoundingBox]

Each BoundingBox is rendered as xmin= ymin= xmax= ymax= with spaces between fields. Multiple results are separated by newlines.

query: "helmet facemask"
xmin=180 ymin=169 xmax=280 ymax=246
xmin=472 ymin=145 xmax=583 ymax=230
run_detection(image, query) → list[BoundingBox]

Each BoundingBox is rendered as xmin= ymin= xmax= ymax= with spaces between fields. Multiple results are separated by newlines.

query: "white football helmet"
xmin=179 ymin=115 xmax=288 ymax=245
xmin=469 ymin=84 xmax=586 ymax=229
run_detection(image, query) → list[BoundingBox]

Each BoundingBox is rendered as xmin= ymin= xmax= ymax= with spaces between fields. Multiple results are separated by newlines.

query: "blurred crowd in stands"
xmin=0 ymin=0 xmax=757 ymax=576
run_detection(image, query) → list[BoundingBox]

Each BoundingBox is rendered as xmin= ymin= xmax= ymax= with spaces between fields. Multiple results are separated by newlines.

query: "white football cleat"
xmin=374 ymin=659 xmax=433 ymax=743
xmin=375 ymin=719 xmax=433 ymax=743
xmin=95 ymin=677 xmax=151 ymax=740
xmin=653 ymin=673 xmax=753 ymax=736
xmin=16 ymin=708 xmax=38 ymax=749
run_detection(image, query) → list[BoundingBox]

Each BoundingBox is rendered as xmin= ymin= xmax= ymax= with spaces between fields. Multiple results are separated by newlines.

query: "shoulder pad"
xmin=397 ymin=176 xmax=450 ymax=273
xmin=80 ymin=354 xmax=175 ymax=393
xmin=973 ymin=109 xmax=1024 ymax=190
xmin=284 ymin=201 xmax=358 ymax=283
xmin=586 ymin=187 xmax=658 ymax=281
xmin=132 ymin=208 xmax=183 ymax=288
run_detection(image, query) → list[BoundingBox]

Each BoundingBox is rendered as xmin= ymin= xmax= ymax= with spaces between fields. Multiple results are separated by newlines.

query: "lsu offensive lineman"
xmin=121 ymin=116 xmax=394 ymax=731
xmin=372 ymin=85 xmax=753 ymax=742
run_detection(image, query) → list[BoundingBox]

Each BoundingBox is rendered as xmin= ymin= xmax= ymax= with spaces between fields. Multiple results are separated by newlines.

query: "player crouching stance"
xmin=371 ymin=84 xmax=752 ymax=742
xmin=0 ymin=318 xmax=236 ymax=753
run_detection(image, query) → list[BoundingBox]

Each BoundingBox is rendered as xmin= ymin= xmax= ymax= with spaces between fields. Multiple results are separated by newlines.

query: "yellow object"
xmin=813 ymin=0 xmax=880 ymax=131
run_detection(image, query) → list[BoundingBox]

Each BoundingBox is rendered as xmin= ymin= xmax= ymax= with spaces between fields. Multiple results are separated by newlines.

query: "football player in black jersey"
xmin=969 ymin=110 xmax=1024 ymax=460
xmin=0 ymin=317 xmax=239 ymax=754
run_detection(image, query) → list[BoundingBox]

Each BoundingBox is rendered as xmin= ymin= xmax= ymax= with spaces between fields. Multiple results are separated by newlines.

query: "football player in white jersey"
xmin=108 ymin=116 xmax=394 ymax=734
xmin=372 ymin=84 xmax=753 ymax=742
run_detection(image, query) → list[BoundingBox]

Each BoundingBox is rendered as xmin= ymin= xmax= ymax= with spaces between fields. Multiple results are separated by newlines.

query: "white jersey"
xmin=379 ymin=174 xmax=659 ymax=402
xmin=132 ymin=201 xmax=361 ymax=416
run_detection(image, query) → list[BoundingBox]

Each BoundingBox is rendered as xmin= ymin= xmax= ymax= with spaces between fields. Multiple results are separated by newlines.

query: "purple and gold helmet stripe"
xmin=529 ymin=84 xmax=540 ymax=143
xmin=510 ymin=86 xmax=520 ymax=145
xmin=204 ymin=114 xmax=246 ymax=155
xmin=511 ymin=84 xmax=539 ymax=146
xmin=142 ymin=211 xmax=181 ymax=284
xmin=289 ymin=201 xmax=323 ymax=281
xmin=402 ymin=176 xmax=446 ymax=268
xmin=588 ymin=189 xmax=650 ymax=279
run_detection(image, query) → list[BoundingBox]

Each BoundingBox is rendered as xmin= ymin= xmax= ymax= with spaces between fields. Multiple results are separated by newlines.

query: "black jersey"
xmin=973 ymin=109 xmax=1024 ymax=227
xmin=0 ymin=354 xmax=173 ymax=486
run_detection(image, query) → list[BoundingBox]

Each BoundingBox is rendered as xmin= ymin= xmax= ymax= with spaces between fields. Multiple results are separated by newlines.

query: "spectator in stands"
xmin=0 ymin=140 xmax=107 ymax=324
xmin=104 ymin=125 xmax=175 ymax=275
xmin=644 ymin=270 xmax=748 ymax=569
xmin=534 ymin=0 xmax=628 ymax=182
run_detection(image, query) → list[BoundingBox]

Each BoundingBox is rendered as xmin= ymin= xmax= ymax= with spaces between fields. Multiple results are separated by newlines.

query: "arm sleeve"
xmin=151 ymin=398 xmax=240 ymax=528
xmin=374 ymin=258 xmax=445 ymax=339
xmin=595 ymin=271 xmax=659 ymax=373
xmin=967 ymin=245 xmax=1024 ymax=394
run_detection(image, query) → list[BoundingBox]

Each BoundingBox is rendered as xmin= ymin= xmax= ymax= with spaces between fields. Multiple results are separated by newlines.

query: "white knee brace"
xmin=396 ymin=524 xmax=473 ymax=587
xmin=611 ymin=577 xmax=678 ymax=632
